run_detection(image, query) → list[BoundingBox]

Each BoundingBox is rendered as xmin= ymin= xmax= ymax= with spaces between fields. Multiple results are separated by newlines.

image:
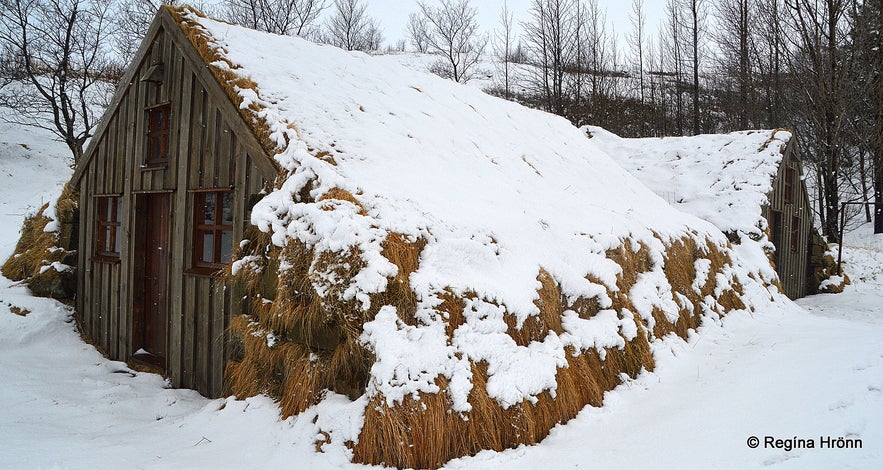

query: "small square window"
xmin=193 ymin=191 xmax=234 ymax=269
xmin=95 ymin=196 xmax=122 ymax=260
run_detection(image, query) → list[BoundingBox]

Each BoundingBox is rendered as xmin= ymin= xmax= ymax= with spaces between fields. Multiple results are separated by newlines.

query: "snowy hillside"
xmin=0 ymin=114 xmax=73 ymax=259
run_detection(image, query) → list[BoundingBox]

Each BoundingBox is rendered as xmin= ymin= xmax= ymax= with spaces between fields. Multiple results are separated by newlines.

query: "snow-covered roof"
xmin=184 ymin=11 xmax=727 ymax=308
xmin=583 ymin=126 xmax=792 ymax=239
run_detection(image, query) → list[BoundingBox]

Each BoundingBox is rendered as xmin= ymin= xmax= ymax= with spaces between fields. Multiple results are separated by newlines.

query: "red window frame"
xmin=145 ymin=103 xmax=171 ymax=168
xmin=193 ymin=191 xmax=234 ymax=270
xmin=95 ymin=196 xmax=122 ymax=260
xmin=784 ymin=167 xmax=795 ymax=204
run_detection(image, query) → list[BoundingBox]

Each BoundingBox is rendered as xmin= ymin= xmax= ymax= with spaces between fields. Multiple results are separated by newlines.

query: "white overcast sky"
xmin=361 ymin=0 xmax=667 ymax=48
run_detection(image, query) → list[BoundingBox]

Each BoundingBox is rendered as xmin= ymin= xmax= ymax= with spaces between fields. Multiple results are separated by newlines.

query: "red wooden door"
xmin=133 ymin=193 xmax=171 ymax=370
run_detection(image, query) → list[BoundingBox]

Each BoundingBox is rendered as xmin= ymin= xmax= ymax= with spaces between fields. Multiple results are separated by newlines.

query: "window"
xmin=95 ymin=196 xmax=122 ymax=260
xmin=790 ymin=216 xmax=800 ymax=252
xmin=145 ymin=103 xmax=171 ymax=167
xmin=193 ymin=191 xmax=233 ymax=269
xmin=784 ymin=167 xmax=795 ymax=204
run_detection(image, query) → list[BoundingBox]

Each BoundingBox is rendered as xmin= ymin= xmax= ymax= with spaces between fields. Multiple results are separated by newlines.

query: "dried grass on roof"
xmin=225 ymin=215 xmax=755 ymax=468
xmin=1 ymin=183 xmax=78 ymax=299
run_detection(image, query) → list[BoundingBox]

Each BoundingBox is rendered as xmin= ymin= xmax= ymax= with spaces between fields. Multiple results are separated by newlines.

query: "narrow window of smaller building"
xmin=145 ymin=103 xmax=171 ymax=168
xmin=790 ymin=216 xmax=800 ymax=252
xmin=784 ymin=167 xmax=795 ymax=204
xmin=193 ymin=191 xmax=234 ymax=270
xmin=95 ymin=196 xmax=122 ymax=260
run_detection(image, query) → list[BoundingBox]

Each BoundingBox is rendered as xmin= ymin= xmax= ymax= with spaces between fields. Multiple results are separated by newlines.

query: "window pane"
xmin=222 ymin=192 xmax=234 ymax=224
xmin=203 ymin=194 xmax=215 ymax=224
xmin=104 ymin=198 xmax=113 ymax=221
xmin=220 ymin=230 xmax=232 ymax=263
xmin=113 ymin=227 xmax=121 ymax=253
xmin=114 ymin=197 xmax=122 ymax=223
xmin=202 ymin=231 xmax=214 ymax=263
xmin=104 ymin=226 xmax=113 ymax=252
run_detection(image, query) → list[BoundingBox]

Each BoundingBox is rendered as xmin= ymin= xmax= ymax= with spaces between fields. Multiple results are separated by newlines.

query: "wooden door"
xmin=133 ymin=192 xmax=171 ymax=370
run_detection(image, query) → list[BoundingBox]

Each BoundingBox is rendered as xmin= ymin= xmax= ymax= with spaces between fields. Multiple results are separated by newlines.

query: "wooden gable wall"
xmin=74 ymin=9 xmax=277 ymax=397
xmin=763 ymin=142 xmax=813 ymax=299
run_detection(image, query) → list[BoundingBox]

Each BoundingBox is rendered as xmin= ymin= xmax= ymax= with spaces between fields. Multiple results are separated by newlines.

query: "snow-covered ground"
xmin=0 ymin=121 xmax=881 ymax=469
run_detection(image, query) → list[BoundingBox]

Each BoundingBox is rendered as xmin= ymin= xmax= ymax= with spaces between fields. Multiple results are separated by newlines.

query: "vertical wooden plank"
xmin=108 ymin=263 xmax=117 ymax=358
xmin=120 ymin=82 xmax=139 ymax=360
xmin=132 ymin=68 xmax=147 ymax=193
xmin=201 ymin=105 xmax=217 ymax=188
xmin=96 ymin=138 xmax=107 ymax=194
xmin=189 ymin=86 xmax=205 ymax=189
xmin=210 ymin=283 xmax=230 ymax=397
xmin=87 ymin=159 xmax=97 ymax=341
xmin=210 ymin=109 xmax=221 ymax=187
xmin=161 ymin=28 xmax=172 ymax=104
xmin=182 ymin=275 xmax=197 ymax=389
xmin=163 ymin=43 xmax=182 ymax=190
xmin=76 ymin=185 xmax=87 ymax=331
xmin=169 ymin=63 xmax=194 ymax=388
xmin=112 ymin=102 xmax=122 ymax=193
xmin=99 ymin=263 xmax=108 ymax=351
xmin=197 ymin=278 xmax=212 ymax=394
xmin=216 ymin=121 xmax=231 ymax=188
xmin=80 ymin=179 xmax=92 ymax=338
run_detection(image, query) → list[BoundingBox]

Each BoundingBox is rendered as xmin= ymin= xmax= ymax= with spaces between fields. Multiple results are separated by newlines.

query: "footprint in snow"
xmin=828 ymin=399 xmax=853 ymax=411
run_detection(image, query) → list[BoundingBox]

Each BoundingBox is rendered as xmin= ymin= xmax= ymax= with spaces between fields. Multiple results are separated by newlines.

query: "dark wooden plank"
xmin=189 ymin=87 xmax=205 ymax=189
xmin=168 ymin=61 xmax=195 ymax=388
xmin=182 ymin=275 xmax=197 ymax=389
xmin=161 ymin=29 xmax=172 ymax=103
xmin=114 ymin=99 xmax=127 ymax=193
xmin=108 ymin=264 xmax=118 ymax=358
xmin=133 ymin=69 xmax=147 ymax=192
xmin=163 ymin=43 xmax=182 ymax=190
xmin=95 ymin=137 xmax=107 ymax=195
xmin=99 ymin=262 xmax=108 ymax=351
xmin=202 ymin=104 xmax=217 ymax=188
xmin=75 ymin=186 xmax=87 ymax=330
xmin=78 ymin=179 xmax=92 ymax=337
xmin=217 ymin=121 xmax=232 ymax=188
xmin=197 ymin=277 xmax=211 ymax=394
xmin=210 ymin=282 xmax=230 ymax=397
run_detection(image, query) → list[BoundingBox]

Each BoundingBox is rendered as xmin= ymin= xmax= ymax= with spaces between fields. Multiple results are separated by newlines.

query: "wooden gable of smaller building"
xmin=763 ymin=140 xmax=813 ymax=299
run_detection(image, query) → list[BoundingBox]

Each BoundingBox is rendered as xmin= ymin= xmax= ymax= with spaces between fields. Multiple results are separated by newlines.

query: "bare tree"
xmin=662 ymin=0 xmax=685 ymax=135
xmin=0 ymin=0 xmax=117 ymax=162
xmin=410 ymin=0 xmax=487 ymax=83
xmin=223 ymin=0 xmax=326 ymax=37
xmin=682 ymin=0 xmax=707 ymax=135
xmin=493 ymin=0 xmax=516 ymax=99
xmin=628 ymin=0 xmax=646 ymax=132
xmin=782 ymin=0 xmax=859 ymax=242
xmin=714 ymin=0 xmax=753 ymax=129
xmin=113 ymin=0 xmax=175 ymax=62
xmin=523 ymin=0 xmax=577 ymax=116
xmin=113 ymin=1 xmax=220 ymax=62
xmin=754 ymin=0 xmax=785 ymax=128
xmin=406 ymin=11 xmax=429 ymax=53
xmin=321 ymin=0 xmax=382 ymax=51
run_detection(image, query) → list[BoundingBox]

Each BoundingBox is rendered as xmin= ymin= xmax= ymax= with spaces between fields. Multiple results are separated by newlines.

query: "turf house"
xmin=583 ymin=127 xmax=815 ymax=299
xmin=10 ymin=5 xmax=801 ymax=469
